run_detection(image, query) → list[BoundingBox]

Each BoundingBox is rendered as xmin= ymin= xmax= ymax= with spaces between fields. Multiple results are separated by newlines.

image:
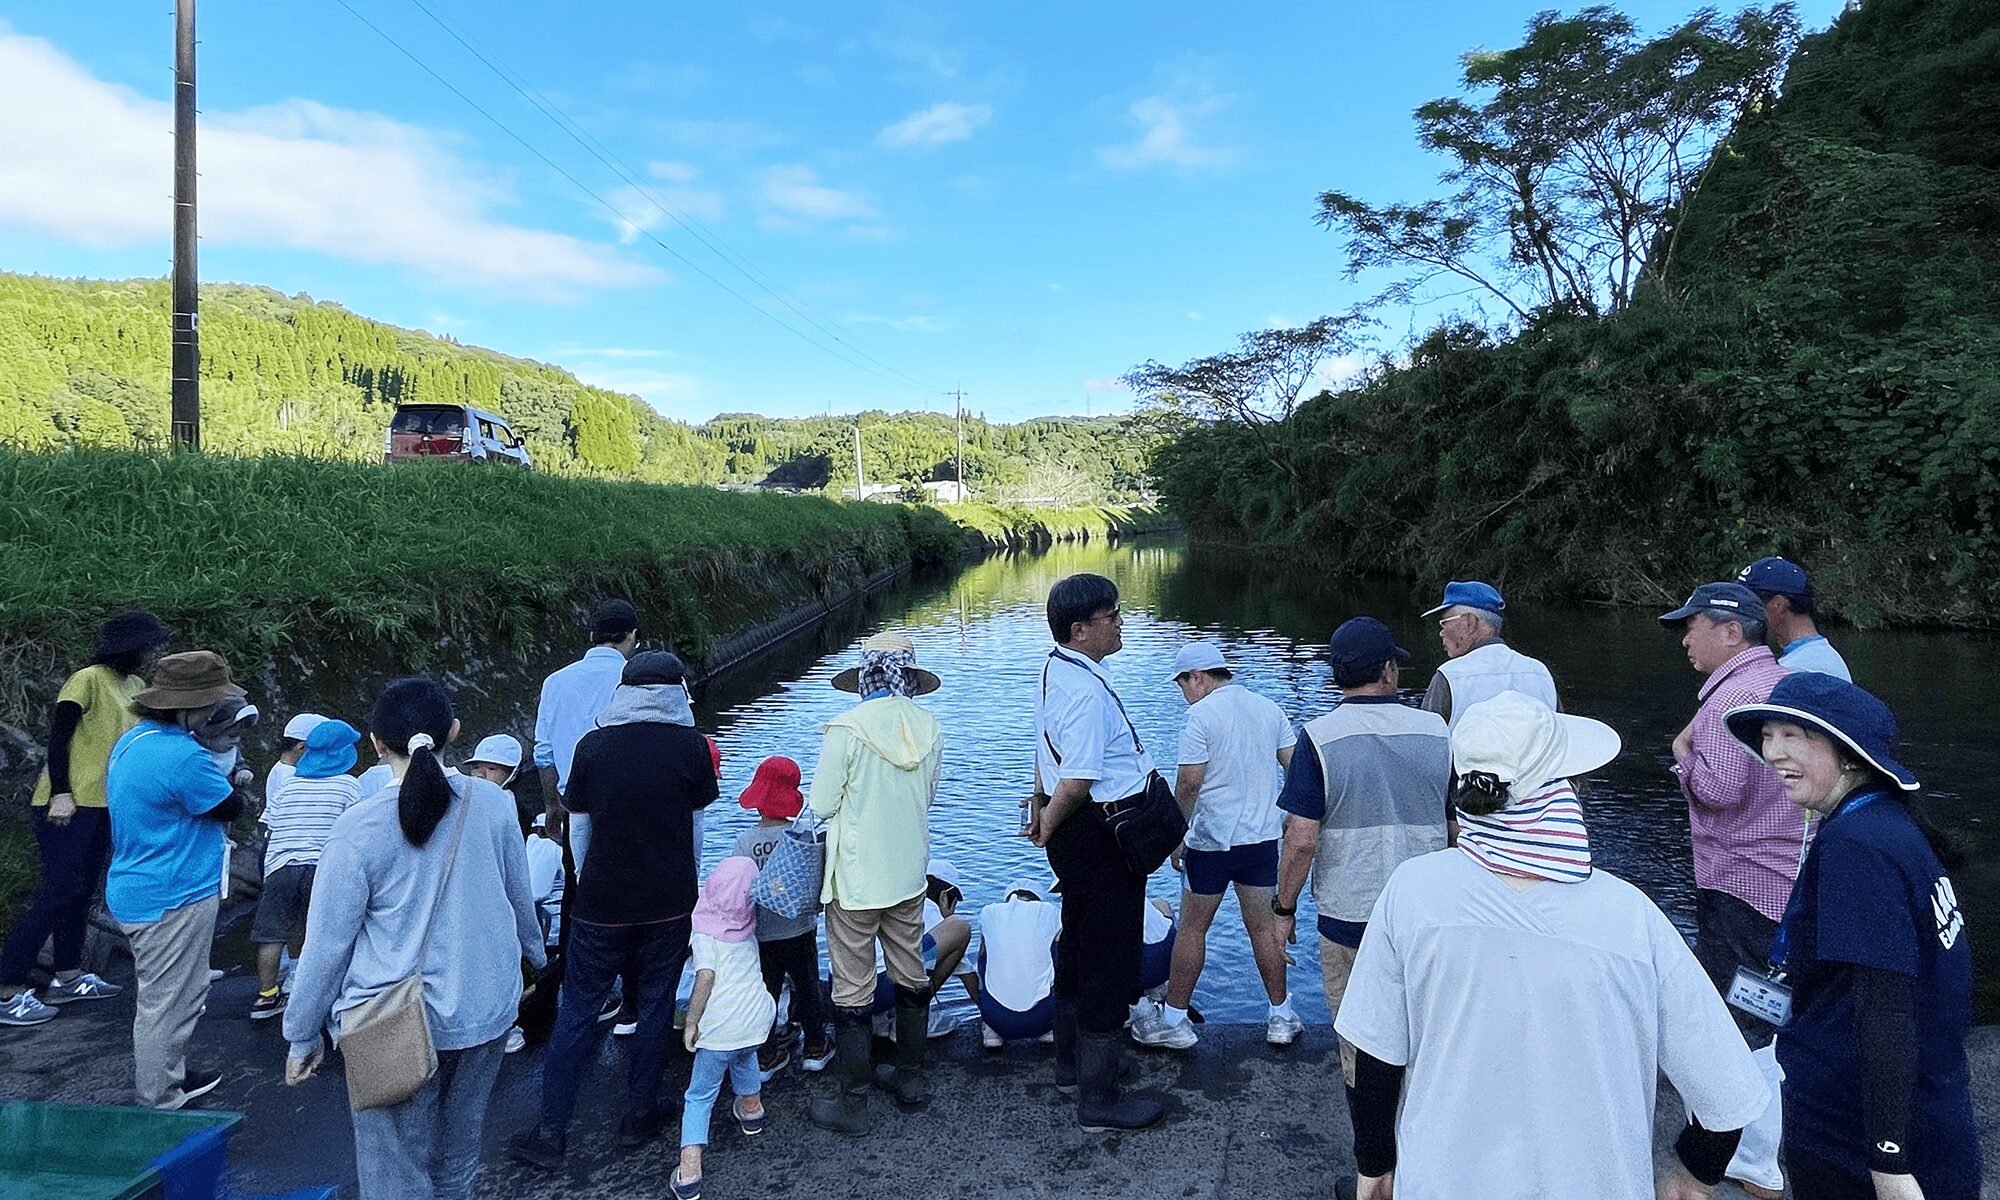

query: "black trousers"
xmin=758 ymin=929 xmax=828 ymax=1041
xmin=1693 ymin=887 xmax=1779 ymax=1048
xmin=1046 ymin=800 xmax=1144 ymax=1035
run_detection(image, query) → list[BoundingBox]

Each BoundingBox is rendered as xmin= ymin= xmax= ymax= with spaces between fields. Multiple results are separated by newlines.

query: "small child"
xmin=730 ymin=755 xmax=832 ymax=1074
xmin=247 ymin=719 xmax=362 ymax=1020
xmin=265 ymin=712 xmax=329 ymax=808
xmin=677 ymin=857 xmax=776 ymax=1200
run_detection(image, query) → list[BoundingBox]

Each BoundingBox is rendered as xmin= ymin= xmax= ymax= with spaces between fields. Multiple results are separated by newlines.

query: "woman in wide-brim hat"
xmin=0 ymin=611 xmax=173 ymax=1029
xmin=1725 ymin=673 xmax=1980 ymax=1200
xmin=829 ymin=631 xmax=941 ymax=697
xmin=104 ymin=649 xmax=250 ymax=1109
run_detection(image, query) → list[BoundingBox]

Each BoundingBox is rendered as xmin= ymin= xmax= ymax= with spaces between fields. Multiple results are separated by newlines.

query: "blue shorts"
xmin=974 ymin=944 xmax=1056 ymax=1040
xmin=1139 ymin=924 xmax=1174 ymax=992
xmin=1182 ymin=839 xmax=1279 ymax=896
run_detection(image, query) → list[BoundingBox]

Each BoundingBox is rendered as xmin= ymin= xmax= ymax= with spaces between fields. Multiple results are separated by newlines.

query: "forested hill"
xmin=1150 ymin=0 xmax=2000 ymax=627
xmin=0 ymin=273 xmax=1155 ymax=501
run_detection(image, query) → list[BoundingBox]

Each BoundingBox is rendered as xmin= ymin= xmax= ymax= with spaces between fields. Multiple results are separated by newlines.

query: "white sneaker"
xmin=1126 ymin=996 xmax=1161 ymax=1028
xmin=0 ymin=990 xmax=58 ymax=1026
xmin=981 ymin=1022 xmax=1004 ymax=1050
xmin=1129 ymin=1013 xmax=1198 ymax=1050
xmin=1266 ymin=1011 xmax=1304 ymax=1046
xmin=504 ymin=1026 xmax=528 ymax=1054
xmin=926 ymin=1009 xmax=960 ymax=1039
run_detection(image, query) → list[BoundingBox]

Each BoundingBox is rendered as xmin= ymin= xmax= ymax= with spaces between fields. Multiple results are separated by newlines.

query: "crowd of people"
xmin=0 ymin=557 xmax=1980 ymax=1200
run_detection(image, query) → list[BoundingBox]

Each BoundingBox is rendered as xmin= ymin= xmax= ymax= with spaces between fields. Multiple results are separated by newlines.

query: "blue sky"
xmin=0 ymin=1 xmax=1842 ymax=423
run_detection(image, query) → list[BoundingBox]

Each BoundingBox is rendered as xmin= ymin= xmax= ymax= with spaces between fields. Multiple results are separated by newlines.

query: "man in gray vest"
xmin=1271 ymin=617 xmax=1450 ymax=1138
xmin=1419 ymin=581 xmax=1557 ymax=727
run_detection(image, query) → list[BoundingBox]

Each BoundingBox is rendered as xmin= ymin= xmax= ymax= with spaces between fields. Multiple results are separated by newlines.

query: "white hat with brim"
xmin=1452 ymin=690 xmax=1622 ymax=791
xmin=926 ymin=856 xmax=962 ymax=890
xmin=283 ymin=712 xmax=330 ymax=741
xmin=466 ymin=734 xmax=524 ymax=770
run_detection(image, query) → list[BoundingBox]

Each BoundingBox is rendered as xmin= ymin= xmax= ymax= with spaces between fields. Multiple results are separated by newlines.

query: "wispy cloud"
xmin=1098 ymin=76 xmax=1238 ymax=172
xmin=1084 ymin=377 xmax=1126 ymax=392
xmin=612 ymin=61 xmax=713 ymax=97
xmin=604 ymin=162 xmax=727 ymax=243
xmin=569 ymin=366 xmax=704 ymax=415
xmin=870 ymin=31 xmax=964 ymax=81
xmin=557 ymin=347 xmax=682 ymax=360
xmin=0 ymin=29 xmax=657 ymax=296
xmin=847 ymin=313 xmax=949 ymax=333
xmin=755 ymin=165 xmax=883 ymax=236
xmin=877 ymin=102 xmax=992 ymax=150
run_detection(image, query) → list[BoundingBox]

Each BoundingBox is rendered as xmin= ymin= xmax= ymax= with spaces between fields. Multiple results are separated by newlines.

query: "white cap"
xmin=926 ymin=857 xmax=961 ymax=890
xmin=1451 ymin=691 xmax=1621 ymax=790
xmin=1004 ymin=877 xmax=1050 ymax=902
xmin=466 ymin=734 xmax=524 ymax=769
xmin=282 ymin=713 xmax=330 ymax=741
xmin=1167 ymin=641 xmax=1228 ymax=681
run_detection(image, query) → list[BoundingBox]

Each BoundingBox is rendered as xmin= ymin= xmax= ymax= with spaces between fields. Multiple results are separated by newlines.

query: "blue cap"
xmin=296 ymin=718 xmax=361 ymax=779
xmin=1421 ymin=581 xmax=1504 ymax=619
xmin=1738 ymin=556 xmax=1813 ymax=600
xmin=1659 ymin=582 xmax=1766 ymax=626
xmin=1724 ymin=673 xmax=1918 ymax=791
xmin=1327 ymin=616 xmax=1411 ymax=685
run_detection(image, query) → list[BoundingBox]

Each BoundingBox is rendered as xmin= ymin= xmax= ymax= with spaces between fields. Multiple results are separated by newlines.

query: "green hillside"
xmin=0 ymin=273 xmax=1156 ymax=502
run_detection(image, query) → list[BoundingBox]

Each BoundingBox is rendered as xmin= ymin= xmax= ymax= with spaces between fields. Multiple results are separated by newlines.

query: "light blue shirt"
xmin=533 ymin=645 xmax=627 ymax=794
xmin=105 ymin=722 xmax=235 ymax=924
xmin=1779 ymin=635 xmax=1852 ymax=682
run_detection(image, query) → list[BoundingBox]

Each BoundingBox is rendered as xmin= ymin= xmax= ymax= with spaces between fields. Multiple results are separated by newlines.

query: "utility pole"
xmin=853 ymin=422 xmax=864 ymax=500
xmin=170 ymin=0 xmax=200 ymax=447
xmin=945 ymin=385 xmax=966 ymax=502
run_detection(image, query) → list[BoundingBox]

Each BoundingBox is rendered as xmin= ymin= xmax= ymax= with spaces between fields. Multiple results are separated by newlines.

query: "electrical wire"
xmin=325 ymin=0 xmax=937 ymax=395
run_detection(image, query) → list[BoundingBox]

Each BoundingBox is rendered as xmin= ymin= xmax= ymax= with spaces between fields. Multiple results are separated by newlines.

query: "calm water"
xmin=689 ymin=536 xmax=1999 ymax=1025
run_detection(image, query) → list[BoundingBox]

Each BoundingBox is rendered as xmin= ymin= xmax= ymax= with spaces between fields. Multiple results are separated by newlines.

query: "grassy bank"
xmin=938 ymin=502 xmax=1174 ymax=549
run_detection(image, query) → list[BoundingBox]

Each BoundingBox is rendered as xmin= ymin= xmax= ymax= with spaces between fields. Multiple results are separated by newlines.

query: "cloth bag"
xmin=339 ymin=795 xmax=469 ymax=1112
xmin=1040 ymin=653 xmax=1188 ymax=876
xmin=749 ymin=818 xmax=825 ymax=920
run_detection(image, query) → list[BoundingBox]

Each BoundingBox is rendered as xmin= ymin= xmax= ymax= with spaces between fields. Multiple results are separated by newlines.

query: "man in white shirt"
xmin=1028 ymin=572 xmax=1165 ymax=1133
xmin=1132 ymin=641 xmax=1297 ymax=1051
xmin=534 ymin=599 xmax=639 ymax=864
xmin=1418 ymin=580 xmax=1558 ymax=727
xmin=976 ymin=881 xmax=1062 ymax=1047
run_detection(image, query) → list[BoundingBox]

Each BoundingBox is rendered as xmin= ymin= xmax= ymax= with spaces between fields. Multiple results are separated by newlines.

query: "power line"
xmin=397 ymin=0 xmax=938 ymax=394
xmin=324 ymin=0 xmax=934 ymax=396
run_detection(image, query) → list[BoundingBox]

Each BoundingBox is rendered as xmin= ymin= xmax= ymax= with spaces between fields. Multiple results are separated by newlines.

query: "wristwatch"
xmin=1271 ymin=895 xmax=1296 ymax=917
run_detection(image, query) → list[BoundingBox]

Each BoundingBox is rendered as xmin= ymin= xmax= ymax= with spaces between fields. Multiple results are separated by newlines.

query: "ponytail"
xmin=369 ymin=677 xmax=457 ymax=847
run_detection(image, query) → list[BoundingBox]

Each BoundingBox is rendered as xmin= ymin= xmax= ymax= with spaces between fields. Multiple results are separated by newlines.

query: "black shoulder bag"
xmin=1041 ymin=652 xmax=1187 ymax=876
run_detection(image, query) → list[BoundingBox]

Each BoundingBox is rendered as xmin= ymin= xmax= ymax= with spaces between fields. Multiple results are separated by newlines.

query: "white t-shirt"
xmin=978 ymin=899 xmax=1061 ymax=1012
xmin=1143 ymin=901 xmax=1173 ymax=946
xmin=689 ymin=932 xmax=777 ymax=1052
xmin=1177 ymin=684 xmax=1296 ymax=851
xmin=524 ymin=833 xmax=564 ymax=942
xmin=1035 ymin=646 xmax=1155 ymax=804
xmin=1334 ymin=851 xmax=1768 ymax=1200
xmin=265 ymin=761 xmax=297 ymax=808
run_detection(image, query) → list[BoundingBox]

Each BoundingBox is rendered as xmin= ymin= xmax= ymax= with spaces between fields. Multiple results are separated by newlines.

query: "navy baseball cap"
xmin=1421 ymin=581 xmax=1505 ymax=619
xmin=1725 ymin=672 xmax=1918 ymax=791
xmin=1738 ymin=557 xmax=1813 ymax=601
xmin=1327 ymin=616 xmax=1411 ymax=684
xmin=1659 ymin=582 xmax=1766 ymax=626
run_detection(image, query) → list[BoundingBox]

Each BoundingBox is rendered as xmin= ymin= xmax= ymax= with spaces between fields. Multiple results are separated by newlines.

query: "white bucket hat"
xmin=1452 ymin=691 xmax=1621 ymax=792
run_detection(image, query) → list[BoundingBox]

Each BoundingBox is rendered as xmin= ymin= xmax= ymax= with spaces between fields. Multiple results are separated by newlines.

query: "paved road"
xmin=5 ymin=959 xmax=1999 ymax=1198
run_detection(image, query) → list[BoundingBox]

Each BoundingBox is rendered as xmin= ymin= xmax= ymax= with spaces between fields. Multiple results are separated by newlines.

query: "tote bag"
xmin=749 ymin=819 xmax=825 ymax=921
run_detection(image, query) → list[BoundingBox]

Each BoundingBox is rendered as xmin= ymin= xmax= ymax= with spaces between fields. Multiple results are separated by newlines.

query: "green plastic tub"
xmin=0 ymin=1101 xmax=243 ymax=1200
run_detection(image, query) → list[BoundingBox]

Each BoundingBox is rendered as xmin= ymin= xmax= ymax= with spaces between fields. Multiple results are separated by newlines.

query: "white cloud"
xmin=870 ymin=32 xmax=963 ymax=81
xmin=1313 ymin=352 xmax=1368 ymax=392
xmin=877 ymin=102 xmax=992 ymax=150
xmin=1083 ymin=377 xmax=1125 ymax=392
xmin=1048 ymin=282 xmax=1065 ymax=292
xmin=605 ymin=163 xmax=727 ymax=243
xmin=569 ymin=366 xmax=704 ymax=414
xmin=650 ymin=160 xmax=701 ymax=184
xmin=0 ymin=29 xmax=658 ymax=295
xmin=1098 ymin=89 xmax=1237 ymax=172
xmin=755 ymin=165 xmax=882 ymax=237
xmin=1187 ymin=310 xmax=1203 ymax=321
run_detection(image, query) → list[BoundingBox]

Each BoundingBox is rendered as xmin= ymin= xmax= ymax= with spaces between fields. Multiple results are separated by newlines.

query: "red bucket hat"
xmin=739 ymin=755 xmax=804 ymax=819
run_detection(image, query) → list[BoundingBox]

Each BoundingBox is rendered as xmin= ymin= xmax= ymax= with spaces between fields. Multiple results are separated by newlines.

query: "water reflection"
xmin=694 ymin=537 xmax=1997 ymax=1024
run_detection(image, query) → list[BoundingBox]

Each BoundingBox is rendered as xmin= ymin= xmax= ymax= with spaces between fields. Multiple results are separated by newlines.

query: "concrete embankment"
xmin=6 ymin=960 xmax=2000 ymax=1199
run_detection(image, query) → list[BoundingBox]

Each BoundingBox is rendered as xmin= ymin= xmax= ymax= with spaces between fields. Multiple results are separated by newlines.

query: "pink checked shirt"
xmin=1672 ymin=645 xmax=1804 ymax=921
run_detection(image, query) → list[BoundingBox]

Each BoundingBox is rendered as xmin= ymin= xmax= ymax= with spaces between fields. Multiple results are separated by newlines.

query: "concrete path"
xmin=5 ymin=963 xmax=1999 ymax=1198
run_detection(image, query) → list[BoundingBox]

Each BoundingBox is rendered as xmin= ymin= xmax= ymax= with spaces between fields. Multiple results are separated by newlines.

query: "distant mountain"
xmin=0 ymin=273 xmax=1156 ymax=501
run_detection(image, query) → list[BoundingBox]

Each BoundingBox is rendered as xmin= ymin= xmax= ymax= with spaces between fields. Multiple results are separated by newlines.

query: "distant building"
xmin=837 ymin=480 xmax=966 ymax=503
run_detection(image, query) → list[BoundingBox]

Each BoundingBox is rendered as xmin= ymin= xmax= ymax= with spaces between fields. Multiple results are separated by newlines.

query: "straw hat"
xmin=134 ymin=650 xmax=245 ymax=711
xmin=830 ymin=631 xmax=941 ymax=696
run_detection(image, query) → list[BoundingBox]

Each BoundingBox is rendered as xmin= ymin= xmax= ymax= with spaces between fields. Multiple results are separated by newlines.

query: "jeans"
xmin=1 ymin=805 xmax=111 ymax=984
xmin=680 ymin=1046 xmax=760 ymax=1148
xmin=758 ymin=929 xmax=826 ymax=1041
xmin=1045 ymin=801 xmax=1145 ymax=1034
xmin=350 ymin=1034 xmax=506 ymax=1200
xmin=538 ymin=915 xmax=690 ymax=1131
xmin=119 ymin=895 xmax=218 ymax=1108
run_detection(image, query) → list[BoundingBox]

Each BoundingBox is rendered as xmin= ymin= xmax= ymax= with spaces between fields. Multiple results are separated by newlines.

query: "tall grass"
xmin=937 ymin=502 xmax=1173 ymax=547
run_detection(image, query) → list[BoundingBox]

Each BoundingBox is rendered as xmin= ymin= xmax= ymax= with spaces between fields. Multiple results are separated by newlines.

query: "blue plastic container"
xmin=0 ymin=1101 xmax=242 ymax=1200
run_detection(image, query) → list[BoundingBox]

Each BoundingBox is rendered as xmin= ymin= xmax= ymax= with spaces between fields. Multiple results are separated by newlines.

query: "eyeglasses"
xmin=1087 ymin=608 xmax=1123 ymax=626
xmin=1438 ymin=612 xmax=1477 ymax=631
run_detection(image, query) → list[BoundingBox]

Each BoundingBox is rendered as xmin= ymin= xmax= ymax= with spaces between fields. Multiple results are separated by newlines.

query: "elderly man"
xmin=1418 ymin=580 xmax=1557 ymax=727
xmin=1029 ymin=573 xmax=1167 ymax=1133
xmin=1272 ymin=617 xmax=1450 ymax=1123
xmin=1737 ymin=557 xmax=1851 ymax=681
xmin=534 ymin=599 xmax=639 ymax=857
xmin=808 ymin=631 xmax=944 ymax=1135
xmin=1661 ymin=581 xmax=1797 ymax=1199
xmin=1131 ymin=641 xmax=1297 ymax=1052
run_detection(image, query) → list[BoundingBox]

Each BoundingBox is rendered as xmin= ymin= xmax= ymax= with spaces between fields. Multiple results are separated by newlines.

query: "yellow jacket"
xmin=810 ymin=696 xmax=942 ymax=909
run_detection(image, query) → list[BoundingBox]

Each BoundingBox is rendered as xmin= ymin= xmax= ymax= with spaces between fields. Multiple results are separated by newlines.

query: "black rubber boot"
xmin=1052 ymin=996 xmax=1079 ymax=1094
xmin=872 ymin=984 xmax=931 ymax=1108
xmin=807 ymin=1006 xmax=875 ymax=1136
xmin=1075 ymin=1031 xmax=1164 ymax=1132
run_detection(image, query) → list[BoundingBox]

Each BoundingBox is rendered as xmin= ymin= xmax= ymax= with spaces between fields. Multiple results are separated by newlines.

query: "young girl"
xmin=676 ymin=857 xmax=776 ymax=1200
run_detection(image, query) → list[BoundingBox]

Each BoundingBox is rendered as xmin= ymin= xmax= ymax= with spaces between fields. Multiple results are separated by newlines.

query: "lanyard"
xmin=1770 ymin=790 xmax=1883 ymax=971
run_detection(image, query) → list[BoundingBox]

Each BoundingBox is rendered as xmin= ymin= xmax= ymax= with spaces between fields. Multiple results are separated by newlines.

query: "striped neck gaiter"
xmin=1455 ymin=780 xmax=1592 ymax=883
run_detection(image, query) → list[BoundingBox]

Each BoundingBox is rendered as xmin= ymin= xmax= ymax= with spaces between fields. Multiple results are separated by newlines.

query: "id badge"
xmin=1726 ymin=966 xmax=1793 ymax=1027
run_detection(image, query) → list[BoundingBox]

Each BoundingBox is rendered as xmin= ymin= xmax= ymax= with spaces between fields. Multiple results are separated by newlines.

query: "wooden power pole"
xmin=170 ymin=0 xmax=200 ymax=447
xmin=853 ymin=423 xmax=864 ymax=499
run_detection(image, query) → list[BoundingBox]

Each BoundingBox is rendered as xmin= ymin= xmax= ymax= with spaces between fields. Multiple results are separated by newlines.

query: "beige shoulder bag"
xmin=340 ymin=790 xmax=470 ymax=1111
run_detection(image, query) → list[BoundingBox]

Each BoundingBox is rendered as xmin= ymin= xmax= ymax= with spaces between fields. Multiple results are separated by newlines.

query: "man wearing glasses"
xmin=1417 ymin=581 xmax=1558 ymax=729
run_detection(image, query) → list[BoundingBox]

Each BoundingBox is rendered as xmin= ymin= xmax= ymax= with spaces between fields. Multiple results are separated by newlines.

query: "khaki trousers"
xmin=824 ymin=896 xmax=925 ymax=1010
xmin=122 ymin=895 xmax=219 ymax=1108
xmin=1320 ymin=937 xmax=1360 ymax=1087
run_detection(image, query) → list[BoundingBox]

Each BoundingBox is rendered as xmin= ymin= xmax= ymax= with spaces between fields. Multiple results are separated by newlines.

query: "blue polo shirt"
xmin=1775 ymin=792 xmax=1978 ymax=1194
xmin=104 ymin=722 xmax=235 ymax=924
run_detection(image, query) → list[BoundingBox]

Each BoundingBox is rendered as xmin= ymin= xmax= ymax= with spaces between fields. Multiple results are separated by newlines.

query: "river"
xmin=691 ymin=535 xmax=1998 ymax=1026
